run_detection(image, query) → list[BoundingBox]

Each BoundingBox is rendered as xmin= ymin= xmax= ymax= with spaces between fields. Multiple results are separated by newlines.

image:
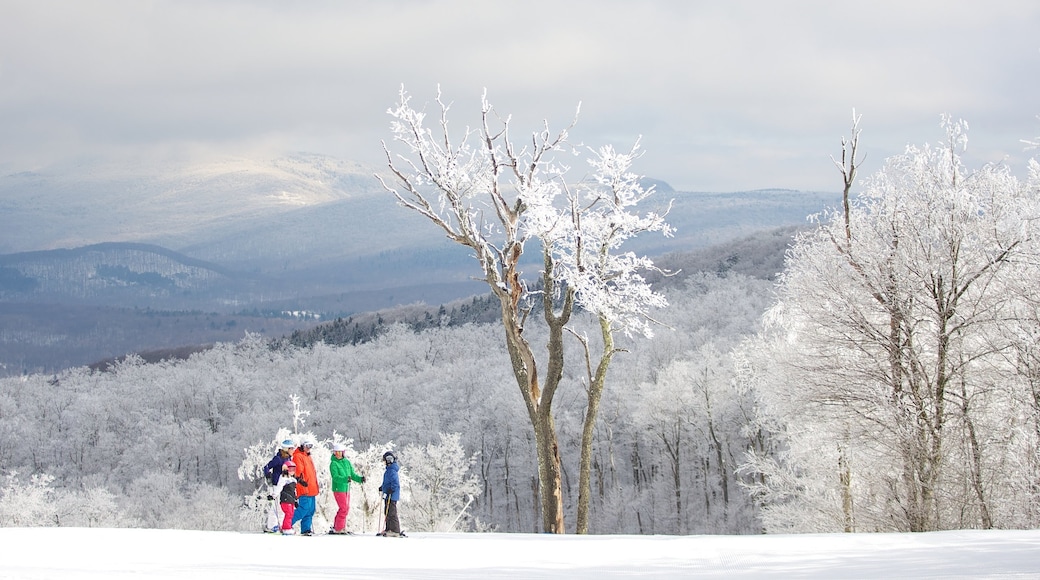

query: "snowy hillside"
xmin=0 ymin=242 xmax=236 ymax=305
xmin=3 ymin=527 xmax=1038 ymax=579
xmin=0 ymin=153 xmax=837 ymax=271
xmin=0 ymin=153 xmax=385 ymax=255
xmin=0 ymin=151 xmax=838 ymax=376
xmin=0 ymin=153 xmax=837 ymax=309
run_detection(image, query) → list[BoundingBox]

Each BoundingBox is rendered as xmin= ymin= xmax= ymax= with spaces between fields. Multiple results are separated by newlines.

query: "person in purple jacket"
xmin=261 ymin=439 xmax=295 ymax=532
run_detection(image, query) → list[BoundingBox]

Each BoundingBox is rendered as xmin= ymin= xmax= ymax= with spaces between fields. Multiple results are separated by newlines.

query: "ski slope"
xmin=2 ymin=527 xmax=1039 ymax=579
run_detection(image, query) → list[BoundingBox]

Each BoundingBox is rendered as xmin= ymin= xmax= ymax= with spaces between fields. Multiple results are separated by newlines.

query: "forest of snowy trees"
xmin=740 ymin=117 xmax=1040 ymax=533
xmin=2 ymin=117 xmax=1039 ymax=536
xmin=0 ymin=271 xmax=772 ymax=534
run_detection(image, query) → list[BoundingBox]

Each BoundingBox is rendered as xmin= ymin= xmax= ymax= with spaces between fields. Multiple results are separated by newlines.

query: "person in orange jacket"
xmin=290 ymin=438 xmax=319 ymax=535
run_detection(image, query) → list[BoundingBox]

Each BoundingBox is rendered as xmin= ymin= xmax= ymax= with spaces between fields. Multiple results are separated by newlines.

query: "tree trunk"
xmin=534 ymin=413 xmax=565 ymax=533
xmin=838 ymin=441 xmax=854 ymax=532
xmin=577 ymin=315 xmax=615 ymax=534
xmin=702 ymin=376 xmax=728 ymax=510
xmin=958 ymin=372 xmax=992 ymax=529
xmin=661 ymin=424 xmax=683 ymax=534
xmin=501 ymin=249 xmax=572 ymax=534
xmin=501 ymin=310 xmax=566 ymax=533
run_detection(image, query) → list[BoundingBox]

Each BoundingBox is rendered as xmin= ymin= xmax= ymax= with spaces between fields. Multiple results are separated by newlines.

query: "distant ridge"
xmin=0 ymin=152 xmax=841 ymax=376
xmin=286 ymin=225 xmax=803 ymax=349
xmin=0 ymin=241 xmax=237 ymax=277
xmin=0 ymin=242 xmax=245 ymax=309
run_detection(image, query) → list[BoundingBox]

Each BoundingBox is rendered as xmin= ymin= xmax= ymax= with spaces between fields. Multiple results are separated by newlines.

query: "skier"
xmin=329 ymin=442 xmax=365 ymax=535
xmin=275 ymin=460 xmax=299 ymax=535
xmin=378 ymin=450 xmax=405 ymax=537
xmin=290 ymin=438 xmax=318 ymax=535
xmin=261 ymin=439 xmax=295 ymax=532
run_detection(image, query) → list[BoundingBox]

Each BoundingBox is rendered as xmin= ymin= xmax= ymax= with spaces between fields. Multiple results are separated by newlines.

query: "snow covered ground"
xmin=2 ymin=528 xmax=1039 ymax=579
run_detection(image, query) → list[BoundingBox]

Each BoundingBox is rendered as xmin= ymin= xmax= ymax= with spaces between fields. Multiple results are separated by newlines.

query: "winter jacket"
xmin=330 ymin=455 xmax=364 ymax=493
xmin=263 ymin=451 xmax=291 ymax=486
xmin=291 ymin=448 xmax=319 ymax=497
xmin=381 ymin=461 xmax=400 ymax=501
xmin=276 ymin=474 xmax=298 ymax=505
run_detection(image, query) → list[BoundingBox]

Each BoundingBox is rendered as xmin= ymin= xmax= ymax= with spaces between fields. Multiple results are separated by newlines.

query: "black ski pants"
xmin=384 ymin=498 xmax=400 ymax=534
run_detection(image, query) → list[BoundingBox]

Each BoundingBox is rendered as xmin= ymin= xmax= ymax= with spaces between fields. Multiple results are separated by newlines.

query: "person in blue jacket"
xmin=378 ymin=450 xmax=405 ymax=537
xmin=261 ymin=439 xmax=295 ymax=532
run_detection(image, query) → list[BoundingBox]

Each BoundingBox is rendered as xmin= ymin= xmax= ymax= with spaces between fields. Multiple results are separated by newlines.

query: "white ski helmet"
xmin=332 ymin=443 xmax=347 ymax=453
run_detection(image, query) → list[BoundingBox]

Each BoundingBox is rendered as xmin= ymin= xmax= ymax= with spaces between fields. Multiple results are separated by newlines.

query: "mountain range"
xmin=0 ymin=153 xmax=839 ymax=375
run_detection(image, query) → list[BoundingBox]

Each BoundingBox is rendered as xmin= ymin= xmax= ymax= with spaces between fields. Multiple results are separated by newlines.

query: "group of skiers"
xmin=261 ymin=438 xmax=403 ymax=537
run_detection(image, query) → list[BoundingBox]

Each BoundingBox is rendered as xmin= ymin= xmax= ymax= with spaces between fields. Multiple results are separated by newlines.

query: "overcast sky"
xmin=2 ymin=0 xmax=1038 ymax=192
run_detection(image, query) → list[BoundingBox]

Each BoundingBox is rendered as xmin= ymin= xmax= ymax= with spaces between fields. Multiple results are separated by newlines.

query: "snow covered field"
xmin=2 ymin=527 xmax=1039 ymax=579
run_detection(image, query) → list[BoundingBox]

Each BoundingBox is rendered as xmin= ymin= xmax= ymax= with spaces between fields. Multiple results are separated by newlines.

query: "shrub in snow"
xmin=56 ymin=486 xmax=135 ymax=528
xmin=0 ymin=471 xmax=57 ymax=527
xmin=0 ymin=471 xmax=137 ymax=528
xmin=402 ymin=433 xmax=482 ymax=532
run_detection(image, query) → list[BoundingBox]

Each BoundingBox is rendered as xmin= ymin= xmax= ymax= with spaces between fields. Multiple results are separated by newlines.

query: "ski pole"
xmin=448 ymin=493 xmax=474 ymax=532
xmin=374 ymin=486 xmax=386 ymax=535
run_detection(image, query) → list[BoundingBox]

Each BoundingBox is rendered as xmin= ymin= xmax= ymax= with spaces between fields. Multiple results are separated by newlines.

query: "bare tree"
xmin=538 ymin=142 xmax=672 ymax=533
xmin=750 ymin=115 xmax=1037 ymax=532
xmin=830 ymin=110 xmax=864 ymax=533
xmin=377 ymin=87 xmax=669 ymax=532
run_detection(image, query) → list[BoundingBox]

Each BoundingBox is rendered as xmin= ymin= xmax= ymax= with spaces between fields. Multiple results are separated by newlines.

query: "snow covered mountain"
xmin=0 ymin=153 xmax=837 ymax=305
xmin=0 ymin=153 xmax=388 ymax=256
xmin=0 ymin=153 xmax=838 ymax=375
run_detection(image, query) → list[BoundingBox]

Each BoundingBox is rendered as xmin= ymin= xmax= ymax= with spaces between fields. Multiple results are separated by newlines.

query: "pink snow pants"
xmin=280 ymin=502 xmax=295 ymax=531
xmin=333 ymin=491 xmax=351 ymax=531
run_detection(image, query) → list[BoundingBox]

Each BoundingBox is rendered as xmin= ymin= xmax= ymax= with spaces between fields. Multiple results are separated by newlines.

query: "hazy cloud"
xmin=2 ymin=0 xmax=1038 ymax=191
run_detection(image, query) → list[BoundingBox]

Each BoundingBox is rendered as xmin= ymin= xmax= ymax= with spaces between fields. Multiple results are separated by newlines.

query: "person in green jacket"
xmin=329 ymin=442 xmax=366 ymax=534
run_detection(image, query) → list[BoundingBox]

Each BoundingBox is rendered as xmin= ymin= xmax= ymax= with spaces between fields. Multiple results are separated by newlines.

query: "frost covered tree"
xmin=0 ymin=472 xmax=57 ymax=526
xmin=378 ymin=87 xmax=669 ymax=533
xmin=123 ymin=470 xmax=240 ymax=531
xmin=402 ymin=433 xmax=481 ymax=532
xmin=0 ymin=471 xmax=134 ymax=528
xmin=0 ymin=268 xmax=776 ymax=534
xmin=56 ymin=486 xmax=134 ymax=528
xmin=629 ymin=342 xmax=760 ymax=534
xmin=745 ymin=115 xmax=1040 ymax=532
xmin=529 ymin=141 xmax=671 ymax=533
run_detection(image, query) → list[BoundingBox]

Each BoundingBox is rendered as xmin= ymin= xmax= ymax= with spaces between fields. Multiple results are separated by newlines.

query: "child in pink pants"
xmin=276 ymin=460 xmax=298 ymax=535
